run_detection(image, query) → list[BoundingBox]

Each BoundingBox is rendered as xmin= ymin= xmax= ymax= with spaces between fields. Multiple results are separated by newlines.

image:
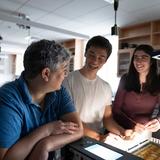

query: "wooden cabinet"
xmin=0 ymin=54 xmax=16 ymax=74
xmin=119 ymin=22 xmax=151 ymax=50
xmin=61 ymin=39 xmax=85 ymax=72
xmin=118 ymin=20 xmax=160 ymax=76
xmin=118 ymin=48 xmax=134 ymax=76
xmin=0 ymin=53 xmax=16 ymax=85
xmin=152 ymin=20 xmax=160 ymax=48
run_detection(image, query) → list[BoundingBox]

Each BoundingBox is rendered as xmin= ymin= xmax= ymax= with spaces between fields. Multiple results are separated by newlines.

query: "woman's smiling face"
xmin=133 ymin=50 xmax=151 ymax=75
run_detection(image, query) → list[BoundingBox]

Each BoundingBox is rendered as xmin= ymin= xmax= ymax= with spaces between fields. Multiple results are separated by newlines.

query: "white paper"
xmin=105 ymin=131 xmax=152 ymax=152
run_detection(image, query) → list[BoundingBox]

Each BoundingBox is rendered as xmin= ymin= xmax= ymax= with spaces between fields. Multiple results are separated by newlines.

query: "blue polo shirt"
xmin=0 ymin=72 xmax=76 ymax=148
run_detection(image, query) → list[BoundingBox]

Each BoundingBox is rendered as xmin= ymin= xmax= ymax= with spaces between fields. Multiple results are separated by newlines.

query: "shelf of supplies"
xmin=153 ymin=45 xmax=160 ymax=49
xmin=152 ymin=35 xmax=160 ymax=46
xmin=152 ymin=32 xmax=160 ymax=35
xmin=152 ymin=20 xmax=160 ymax=32
xmin=119 ymin=23 xmax=150 ymax=38
xmin=118 ymin=48 xmax=134 ymax=53
xmin=61 ymin=39 xmax=84 ymax=72
xmin=119 ymin=34 xmax=150 ymax=41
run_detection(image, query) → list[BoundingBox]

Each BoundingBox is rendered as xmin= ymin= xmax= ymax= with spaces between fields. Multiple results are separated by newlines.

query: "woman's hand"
xmin=123 ymin=129 xmax=137 ymax=140
xmin=106 ymin=130 xmax=136 ymax=141
xmin=134 ymin=123 xmax=146 ymax=133
xmin=144 ymin=119 xmax=160 ymax=132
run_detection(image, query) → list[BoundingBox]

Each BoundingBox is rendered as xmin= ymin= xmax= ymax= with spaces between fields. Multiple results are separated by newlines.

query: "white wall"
xmin=15 ymin=54 xmax=24 ymax=76
xmin=98 ymin=35 xmax=120 ymax=97
xmin=0 ymin=43 xmax=26 ymax=85
xmin=0 ymin=54 xmax=14 ymax=85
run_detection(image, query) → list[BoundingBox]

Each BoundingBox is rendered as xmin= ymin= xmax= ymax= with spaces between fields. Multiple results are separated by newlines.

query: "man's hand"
xmin=27 ymin=120 xmax=80 ymax=160
xmin=48 ymin=120 xmax=79 ymax=135
xmin=99 ymin=134 xmax=108 ymax=142
xmin=26 ymin=140 xmax=49 ymax=160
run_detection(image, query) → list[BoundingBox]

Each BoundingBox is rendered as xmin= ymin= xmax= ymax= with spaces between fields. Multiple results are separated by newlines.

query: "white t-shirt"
xmin=63 ymin=70 xmax=112 ymax=132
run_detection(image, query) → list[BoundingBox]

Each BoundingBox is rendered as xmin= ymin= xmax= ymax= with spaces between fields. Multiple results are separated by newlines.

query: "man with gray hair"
xmin=0 ymin=40 xmax=83 ymax=160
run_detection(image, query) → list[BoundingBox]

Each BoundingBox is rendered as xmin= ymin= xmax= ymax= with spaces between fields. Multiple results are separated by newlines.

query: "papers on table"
xmin=105 ymin=131 xmax=152 ymax=152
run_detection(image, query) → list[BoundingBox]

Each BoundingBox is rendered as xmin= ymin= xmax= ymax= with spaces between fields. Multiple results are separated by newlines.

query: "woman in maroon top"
xmin=113 ymin=44 xmax=160 ymax=133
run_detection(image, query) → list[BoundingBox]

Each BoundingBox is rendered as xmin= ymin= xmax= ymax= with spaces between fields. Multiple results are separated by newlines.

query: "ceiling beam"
xmin=0 ymin=11 xmax=89 ymax=39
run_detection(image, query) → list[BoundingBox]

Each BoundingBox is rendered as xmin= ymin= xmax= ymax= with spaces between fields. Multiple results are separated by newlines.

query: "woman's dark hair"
xmin=85 ymin=35 xmax=112 ymax=60
xmin=124 ymin=44 xmax=160 ymax=95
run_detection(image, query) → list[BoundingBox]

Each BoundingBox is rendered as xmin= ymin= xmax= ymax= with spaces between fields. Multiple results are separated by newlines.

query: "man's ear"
xmin=41 ymin=68 xmax=50 ymax=82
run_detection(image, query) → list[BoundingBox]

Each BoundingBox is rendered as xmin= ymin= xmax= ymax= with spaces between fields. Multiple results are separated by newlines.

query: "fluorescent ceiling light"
xmin=25 ymin=36 xmax=39 ymax=41
xmin=152 ymin=50 xmax=160 ymax=60
xmin=104 ymin=0 xmax=114 ymax=4
xmin=152 ymin=55 xmax=160 ymax=60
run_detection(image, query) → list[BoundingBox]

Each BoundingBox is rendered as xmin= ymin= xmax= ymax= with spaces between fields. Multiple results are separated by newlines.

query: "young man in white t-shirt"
xmin=63 ymin=36 xmax=133 ymax=141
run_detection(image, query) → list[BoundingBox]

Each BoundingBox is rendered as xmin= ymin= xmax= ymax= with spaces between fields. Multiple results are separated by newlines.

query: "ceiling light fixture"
xmin=16 ymin=13 xmax=30 ymax=30
xmin=0 ymin=11 xmax=89 ymax=39
xmin=0 ymin=35 xmax=2 ymax=52
xmin=111 ymin=0 xmax=119 ymax=35
xmin=152 ymin=50 xmax=160 ymax=60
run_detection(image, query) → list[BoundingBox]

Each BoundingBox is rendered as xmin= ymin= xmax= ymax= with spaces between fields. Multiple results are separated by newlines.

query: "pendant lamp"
xmin=111 ymin=0 xmax=119 ymax=35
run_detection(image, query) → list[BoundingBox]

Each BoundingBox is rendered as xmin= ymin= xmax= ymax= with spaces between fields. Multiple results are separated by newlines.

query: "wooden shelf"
xmin=152 ymin=20 xmax=160 ymax=32
xmin=117 ymin=48 xmax=134 ymax=76
xmin=61 ymin=39 xmax=84 ymax=72
xmin=119 ymin=34 xmax=150 ymax=41
xmin=153 ymin=45 xmax=160 ymax=50
xmin=152 ymin=32 xmax=160 ymax=35
xmin=119 ymin=22 xmax=151 ymax=38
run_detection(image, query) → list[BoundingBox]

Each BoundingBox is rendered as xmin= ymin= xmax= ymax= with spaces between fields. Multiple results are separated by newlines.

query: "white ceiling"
xmin=0 ymin=0 xmax=160 ymax=49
